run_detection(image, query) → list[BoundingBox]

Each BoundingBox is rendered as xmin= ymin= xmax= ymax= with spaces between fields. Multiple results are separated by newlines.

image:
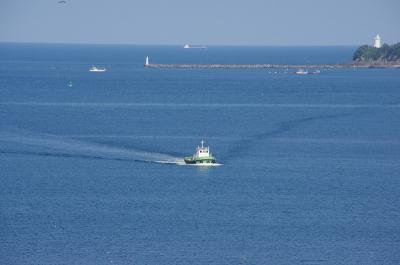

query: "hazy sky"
xmin=0 ymin=0 xmax=399 ymax=45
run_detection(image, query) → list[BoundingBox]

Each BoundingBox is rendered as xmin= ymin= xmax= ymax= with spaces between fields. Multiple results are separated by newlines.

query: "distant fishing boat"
xmin=295 ymin=69 xmax=320 ymax=75
xmin=89 ymin=66 xmax=106 ymax=72
xmin=183 ymin=44 xmax=207 ymax=49
xmin=295 ymin=69 xmax=309 ymax=75
xmin=184 ymin=140 xmax=217 ymax=165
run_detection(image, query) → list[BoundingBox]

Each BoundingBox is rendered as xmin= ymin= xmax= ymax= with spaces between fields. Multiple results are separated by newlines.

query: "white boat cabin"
xmin=195 ymin=140 xmax=211 ymax=158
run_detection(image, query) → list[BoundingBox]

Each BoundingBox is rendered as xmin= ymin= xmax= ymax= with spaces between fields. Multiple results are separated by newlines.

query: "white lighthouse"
xmin=373 ymin=34 xmax=381 ymax=48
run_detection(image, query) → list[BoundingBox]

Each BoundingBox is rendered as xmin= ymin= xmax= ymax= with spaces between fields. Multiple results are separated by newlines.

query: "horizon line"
xmin=0 ymin=41 xmax=364 ymax=47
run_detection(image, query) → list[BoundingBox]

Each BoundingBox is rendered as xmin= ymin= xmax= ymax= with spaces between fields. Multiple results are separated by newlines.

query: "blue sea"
xmin=1 ymin=43 xmax=400 ymax=265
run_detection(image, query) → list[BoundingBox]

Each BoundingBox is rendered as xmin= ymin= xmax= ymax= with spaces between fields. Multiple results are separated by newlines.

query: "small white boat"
xmin=295 ymin=69 xmax=308 ymax=75
xmin=89 ymin=66 xmax=106 ymax=72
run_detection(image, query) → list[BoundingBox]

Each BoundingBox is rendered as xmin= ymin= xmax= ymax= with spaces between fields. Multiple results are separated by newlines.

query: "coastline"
xmin=351 ymin=60 xmax=400 ymax=68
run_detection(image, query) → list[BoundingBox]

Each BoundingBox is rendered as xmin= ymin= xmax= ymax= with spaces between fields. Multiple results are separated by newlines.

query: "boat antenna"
xmin=201 ymin=140 xmax=204 ymax=148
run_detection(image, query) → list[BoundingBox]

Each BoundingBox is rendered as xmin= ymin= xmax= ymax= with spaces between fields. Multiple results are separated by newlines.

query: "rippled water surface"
xmin=1 ymin=44 xmax=400 ymax=265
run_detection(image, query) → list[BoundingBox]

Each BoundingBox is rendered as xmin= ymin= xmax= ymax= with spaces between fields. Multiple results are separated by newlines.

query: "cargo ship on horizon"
xmin=183 ymin=44 xmax=207 ymax=49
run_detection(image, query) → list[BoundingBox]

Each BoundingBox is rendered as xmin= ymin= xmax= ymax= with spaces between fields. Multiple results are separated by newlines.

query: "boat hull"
xmin=184 ymin=156 xmax=216 ymax=165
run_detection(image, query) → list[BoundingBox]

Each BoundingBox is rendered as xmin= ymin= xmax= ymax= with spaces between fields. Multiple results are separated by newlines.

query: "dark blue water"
xmin=1 ymin=43 xmax=400 ymax=265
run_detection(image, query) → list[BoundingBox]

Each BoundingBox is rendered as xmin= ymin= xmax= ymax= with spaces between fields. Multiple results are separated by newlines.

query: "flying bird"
xmin=58 ymin=1 xmax=66 ymax=3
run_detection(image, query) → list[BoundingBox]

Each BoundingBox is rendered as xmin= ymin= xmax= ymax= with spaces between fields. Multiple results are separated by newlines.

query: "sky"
xmin=0 ymin=0 xmax=399 ymax=46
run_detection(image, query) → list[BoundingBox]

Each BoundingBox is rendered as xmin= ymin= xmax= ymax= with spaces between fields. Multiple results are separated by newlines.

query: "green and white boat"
xmin=184 ymin=140 xmax=217 ymax=165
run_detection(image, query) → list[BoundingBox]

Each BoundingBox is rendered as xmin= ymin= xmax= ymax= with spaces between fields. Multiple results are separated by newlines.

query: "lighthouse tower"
xmin=373 ymin=34 xmax=381 ymax=48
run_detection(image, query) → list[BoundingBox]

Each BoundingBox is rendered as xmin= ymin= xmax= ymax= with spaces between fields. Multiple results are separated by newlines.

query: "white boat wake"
xmin=0 ymin=131 xmax=184 ymax=165
xmin=155 ymin=160 xmax=223 ymax=167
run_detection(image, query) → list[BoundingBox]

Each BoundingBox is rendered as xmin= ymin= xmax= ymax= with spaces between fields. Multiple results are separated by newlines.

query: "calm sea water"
xmin=1 ymin=43 xmax=400 ymax=265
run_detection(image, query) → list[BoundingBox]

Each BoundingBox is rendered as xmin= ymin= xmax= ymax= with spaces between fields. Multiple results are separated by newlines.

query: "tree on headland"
xmin=353 ymin=43 xmax=400 ymax=62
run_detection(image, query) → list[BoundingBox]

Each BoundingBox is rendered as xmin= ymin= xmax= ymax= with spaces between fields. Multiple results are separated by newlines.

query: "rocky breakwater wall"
xmin=144 ymin=63 xmax=350 ymax=69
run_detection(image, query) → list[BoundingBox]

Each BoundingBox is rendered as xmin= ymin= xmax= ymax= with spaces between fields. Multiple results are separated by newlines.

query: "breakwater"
xmin=144 ymin=63 xmax=348 ymax=69
xmin=144 ymin=62 xmax=400 ymax=69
